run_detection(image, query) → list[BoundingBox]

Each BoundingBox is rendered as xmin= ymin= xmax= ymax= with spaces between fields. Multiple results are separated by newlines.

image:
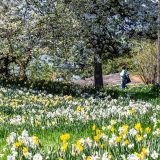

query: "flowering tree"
xmin=0 ymin=0 xmax=42 ymax=79
xmin=0 ymin=0 xmax=158 ymax=85
xmin=21 ymin=0 xmax=84 ymax=80
xmin=36 ymin=0 xmax=158 ymax=87
xmin=64 ymin=0 xmax=158 ymax=88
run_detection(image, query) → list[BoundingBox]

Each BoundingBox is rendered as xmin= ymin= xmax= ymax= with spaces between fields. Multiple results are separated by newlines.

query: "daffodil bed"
xmin=0 ymin=86 xmax=159 ymax=160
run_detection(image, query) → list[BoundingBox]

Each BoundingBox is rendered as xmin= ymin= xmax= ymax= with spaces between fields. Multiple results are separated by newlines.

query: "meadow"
xmin=1 ymin=0 xmax=160 ymax=159
xmin=0 ymin=83 xmax=159 ymax=160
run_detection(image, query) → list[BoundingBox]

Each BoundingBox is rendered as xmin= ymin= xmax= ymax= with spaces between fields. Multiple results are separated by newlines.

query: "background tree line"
xmin=0 ymin=0 xmax=159 ymax=88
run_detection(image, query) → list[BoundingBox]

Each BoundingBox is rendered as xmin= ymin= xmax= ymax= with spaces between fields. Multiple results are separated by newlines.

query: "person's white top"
xmin=120 ymin=69 xmax=127 ymax=80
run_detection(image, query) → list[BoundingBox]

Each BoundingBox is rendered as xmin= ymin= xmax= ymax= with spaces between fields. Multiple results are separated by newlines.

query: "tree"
xmin=132 ymin=40 xmax=157 ymax=84
xmin=0 ymin=0 xmax=43 ymax=79
xmin=23 ymin=0 xmax=159 ymax=87
xmin=24 ymin=0 xmax=82 ymax=76
xmin=62 ymin=0 xmax=136 ymax=88
xmin=66 ymin=0 xmax=159 ymax=88
xmin=0 ymin=0 xmax=158 ymax=85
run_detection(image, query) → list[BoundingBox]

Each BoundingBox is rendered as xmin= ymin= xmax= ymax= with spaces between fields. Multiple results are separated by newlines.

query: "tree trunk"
xmin=19 ymin=64 xmax=27 ymax=80
xmin=94 ymin=53 xmax=103 ymax=89
xmin=157 ymin=0 xmax=160 ymax=83
xmin=4 ymin=56 xmax=9 ymax=77
xmin=15 ymin=53 xmax=31 ymax=80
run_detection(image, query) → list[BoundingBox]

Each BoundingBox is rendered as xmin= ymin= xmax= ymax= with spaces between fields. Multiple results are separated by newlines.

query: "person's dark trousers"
xmin=121 ymin=79 xmax=127 ymax=89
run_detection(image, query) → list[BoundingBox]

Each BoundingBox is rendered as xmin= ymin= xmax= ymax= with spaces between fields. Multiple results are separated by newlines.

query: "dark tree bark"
xmin=0 ymin=54 xmax=15 ymax=77
xmin=17 ymin=63 xmax=27 ymax=80
xmin=0 ymin=52 xmax=31 ymax=80
xmin=15 ymin=53 xmax=31 ymax=80
xmin=94 ymin=53 xmax=103 ymax=89
xmin=3 ymin=55 xmax=9 ymax=77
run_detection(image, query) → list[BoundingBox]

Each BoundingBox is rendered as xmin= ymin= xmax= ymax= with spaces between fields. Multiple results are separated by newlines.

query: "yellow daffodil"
xmin=75 ymin=140 xmax=83 ymax=152
xmin=96 ymin=129 xmax=101 ymax=135
xmin=111 ymin=127 xmax=115 ymax=132
xmin=116 ymin=136 xmax=121 ymax=143
xmin=23 ymin=147 xmax=29 ymax=157
xmin=60 ymin=133 xmax=70 ymax=142
xmin=134 ymin=122 xmax=142 ymax=132
xmin=61 ymin=142 xmax=68 ymax=151
xmin=94 ymin=135 xmax=99 ymax=142
xmin=136 ymin=134 xmax=143 ymax=141
xmin=32 ymin=136 xmax=39 ymax=145
xmin=145 ymin=127 xmax=151 ymax=133
xmin=92 ymin=124 xmax=96 ymax=131
xmin=124 ymin=139 xmax=129 ymax=145
xmin=14 ymin=141 xmax=23 ymax=149
xmin=86 ymin=156 xmax=91 ymax=160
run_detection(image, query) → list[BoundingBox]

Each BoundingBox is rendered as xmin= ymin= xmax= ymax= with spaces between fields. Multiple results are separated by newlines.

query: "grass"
xmin=0 ymin=83 xmax=159 ymax=159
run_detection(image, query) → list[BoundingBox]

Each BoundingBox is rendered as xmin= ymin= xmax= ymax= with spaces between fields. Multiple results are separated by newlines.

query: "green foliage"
xmin=0 ymin=78 xmax=159 ymax=102
xmin=131 ymin=41 xmax=157 ymax=84
xmin=151 ymin=83 xmax=160 ymax=94
xmin=27 ymin=60 xmax=53 ymax=81
xmin=103 ymin=56 xmax=134 ymax=75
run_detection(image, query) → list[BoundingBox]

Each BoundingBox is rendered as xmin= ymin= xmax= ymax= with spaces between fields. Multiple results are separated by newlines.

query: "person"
xmin=120 ymin=65 xmax=129 ymax=89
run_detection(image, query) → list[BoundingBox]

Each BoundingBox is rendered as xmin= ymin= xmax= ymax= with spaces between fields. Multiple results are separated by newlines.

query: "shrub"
xmin=103 ymin=55 xmax=134 ymax=75
xmin=132 ymin=41 xmax=157 ymax=84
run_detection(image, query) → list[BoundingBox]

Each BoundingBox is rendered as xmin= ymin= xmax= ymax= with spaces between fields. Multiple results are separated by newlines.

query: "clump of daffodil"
xmin=61 ymin=142 xmax=68 ymax=152
xmin=14 ymin=140 xmax=23 ymax=149
xmin=76 ymin=106 xmax=84 ymax=112
xmin=116 ymin=136 xmax=121 ymax=143
xmin=32 ymin=136 xmax=39 ymax=145
xmin=129 ymin=108 xmax=136 ymax=114
xmin=7 ymin=130 xmax=41 ymax=159
xmin=60 ymin=133 xmax=70 ymax=142
xmin=76 ymin=140 xmax=83 ymax=151
xmin=92 ymin=124 xmax=96 ymax=131
xmin=60 ymin=133 xmax=70 ymax=152
xmin=145 ymin=127 xmax=151 ymax=133
xmin=134 ymin=122 xmax=143 ymax=133
xmin=135 ymin=134 xmax=143 ymax=142
xmin=23 ymin=147 xmax=29 ymax=158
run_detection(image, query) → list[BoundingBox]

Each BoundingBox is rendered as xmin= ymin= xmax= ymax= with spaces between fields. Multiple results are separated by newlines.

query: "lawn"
xmin=0 ymin=84 xmax=159 ymax=160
